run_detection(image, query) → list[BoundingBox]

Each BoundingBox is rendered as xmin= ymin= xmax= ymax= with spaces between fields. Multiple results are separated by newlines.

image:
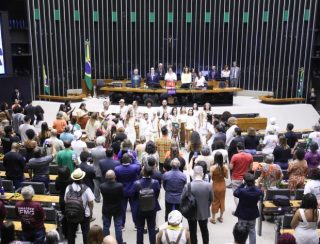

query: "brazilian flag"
xmin=43 ymin=65 xmax=50 ymax=95
xmin=85 ymin=41 xmax=92 ymax=91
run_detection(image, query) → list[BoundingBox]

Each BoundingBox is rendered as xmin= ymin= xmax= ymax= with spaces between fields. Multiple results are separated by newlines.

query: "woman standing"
xmin=291 ymin=193 xmax=320 ymax=244
xmin=185 ymin=109 xmax=197 ymax=145
xmin=85 ymin=112 xmax=101 ymax=141
xmin=39 ymin=122 xmax=51 ymax=146
xmin=273 ymin=136 xmax=292 ymax=170
xmin=124 ymin=108 xmax=137 ymax=145
xmin=159 ymin=111 xmax=172 ymax=138
xmin=181 ymin=66 xmax=192 ymax=88
xmin=210 ymin=152 xmax=228 ymax=224
xmin=187 ymin=131 xmax=202 ymax=163
xmin=288 ymin=149 xmax=308 ymax=191
xmin=221 ymin=65 xmax=230 ymax=81
xmin=76 ymin=103 xmax=89 ymax=129
xmin=178 ymin=107 xmax=188 ymax=147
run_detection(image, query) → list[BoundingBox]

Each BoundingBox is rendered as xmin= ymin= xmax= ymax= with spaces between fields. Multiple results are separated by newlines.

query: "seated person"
xmin=164 ymin=67 xmax=177 ymax=88
xmin=146 ymin=67 xmax=161 ymax=88
xmin=131 ymin=68 xmax=141 ymax=88
xmin=180 ymin=66 xmax=192 ymax=88
xmin=194 ymin=71 xmax=206 ymax=88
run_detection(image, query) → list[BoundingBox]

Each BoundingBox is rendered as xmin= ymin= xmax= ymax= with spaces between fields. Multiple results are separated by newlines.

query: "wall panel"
xmin=27 ymin=0 xmax=317 ymax=99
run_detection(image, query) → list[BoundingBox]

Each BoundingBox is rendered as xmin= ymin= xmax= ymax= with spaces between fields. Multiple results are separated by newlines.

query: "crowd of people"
xmin=0 ymin=95 xmax=318 ymax=244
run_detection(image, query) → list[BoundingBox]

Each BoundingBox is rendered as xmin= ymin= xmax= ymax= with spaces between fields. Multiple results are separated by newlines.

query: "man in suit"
xmin=234 ymin=173 xmax=263 ymax=244
xmin=79 ymin=151 xmax=96 ymax=193
xmin=100 ymin=170 xmax=125 ymax=244
xmin=131 ymin=68 xmax=142 ymax=88
xmin=230 ymin=61 xmax=241 ymax=87
xmin=156 ymin=63 xmax=166 ymax=79
xmin=181 ymin=166 xmax=213 ymax=244
xmin=146 ymin=67 xmax=161 ymax=88
xmin=208 ymin=66 xmax=219 ymax=80
xmin=99 ymin=147 xmax=120 ymax=182
xmin=133 ymin=165 xmax=161 ymax=244
xmin=90 ymin=136 xmax=106 ymax=203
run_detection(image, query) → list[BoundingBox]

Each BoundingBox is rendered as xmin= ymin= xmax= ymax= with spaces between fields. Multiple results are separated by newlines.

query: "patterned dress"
xmin=288 ymin=160 xmax=308 ymax=191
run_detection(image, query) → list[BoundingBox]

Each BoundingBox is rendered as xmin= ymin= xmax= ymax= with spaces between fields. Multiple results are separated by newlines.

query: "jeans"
xmin=238 ymin=219 xmax=256 ymax=244
xmin=122 ymin=196 xmax=138 ymax=227
xmin=93 ymin=178 xmax=101 ymax=202
xmin=7 ymin=176 xmax=24 ymax=189
xmin=103 ymin=214 xmax=123 ymax=244
xmin=244 ymin=149 xmax=257 ymax=155
xmin=22 ymin=227 xmax=46 ymax=244
xmin=165 ymin=202 xmax=180 ymax=221
xmin=136 ymin=212 xmax=156 ymax=244
xmin=67 ymin=216 xmax=91 ymax=244
xmin=187 ymin=219 xmax=209 ymax=244
xmin=32 ymin=175 xmax=50 ymax=189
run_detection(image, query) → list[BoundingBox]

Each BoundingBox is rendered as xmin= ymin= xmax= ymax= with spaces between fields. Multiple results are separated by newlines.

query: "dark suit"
xmin=234 ymin=184 xmax=263 ymax=244
xmin=99 ymin=157 xmax=121 ymax=182
xmin=208 ymin=70 xmax=219 ymax=80
xmin=100 ymin=181 xmax=124 ymax=244
xmin=157 ymin=68 xmax=166 ymax=79
xmin=146 ymin=72 xmax=160 ymax=88
xmin=79 ymin=162 xmax=96 ymax=193
xmin=131 ymin=74 xmax=142 ymax=88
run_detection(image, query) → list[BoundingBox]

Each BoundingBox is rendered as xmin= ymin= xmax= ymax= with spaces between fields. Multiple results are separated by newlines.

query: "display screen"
xmin=0 ymin=19 xmax=5 ymax=75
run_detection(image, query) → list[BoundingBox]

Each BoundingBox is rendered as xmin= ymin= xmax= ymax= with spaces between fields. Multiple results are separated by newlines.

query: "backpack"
xmin=180 ymin=183 xmax=197 ymax=220
xmin=138 ymin=180 xmax=155 ymax=212
xmin=164 ymin=229 xmax=183 ymax=244
xmin=65 ymin=184 xmax=87 ymax=223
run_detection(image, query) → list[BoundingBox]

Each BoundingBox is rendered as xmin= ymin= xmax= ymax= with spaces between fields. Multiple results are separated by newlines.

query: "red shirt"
xmin=230 ymin=152 xmax=253 ymax=180
xmin=15 ymin=200 xmax=45 ymax=230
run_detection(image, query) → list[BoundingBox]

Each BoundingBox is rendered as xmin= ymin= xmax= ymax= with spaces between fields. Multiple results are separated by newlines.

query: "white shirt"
xmin=195 ymin=76 xmax=206 ymax=87
xmin=164 ymin=72 xmax=177 ymax=81
xmin=139 ymin=118 xmax=152 ymax=137
xmin=85 ymin=120 xmax=101 ymax=141
xmin=178 ymin=114 xmax=188 ymax=123
xmin=64 ymin=183 xmax=94 ymax=217
xmin=221 ymin=70 xmax=230 ymax=78
xmin=71 ymin=140 xmax=88 ymax=158
xmin=19 ymin=123 xmax=37 ymax=143
xmin=186 ymin=116 xmax=196 ymax=130
xmin=159 ymin=106 xmax=172 ymax=118
xmin=226 ymin=125 xmax=238 ymax=146
xmin=262 ymin=134 xmax=279 ymax=154
xmin=181 ymin=73 xmax=192 ymax=84
xmin=304 ymin=180 xmax=320 ymax=202
xmin=309 ymin=131 xmax=320 ymax=147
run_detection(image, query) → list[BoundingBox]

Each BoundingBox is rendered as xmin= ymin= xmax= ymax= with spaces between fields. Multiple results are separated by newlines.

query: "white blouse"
xmin=195 ymin=76 xmax=206 ymax=87
xmin=164 ymin=72 xmax=177 ymax=81
xmin=221 ymin=70 xmax=230 ymax=78
xmin=181 ymin=73 xmax=192 ymax=84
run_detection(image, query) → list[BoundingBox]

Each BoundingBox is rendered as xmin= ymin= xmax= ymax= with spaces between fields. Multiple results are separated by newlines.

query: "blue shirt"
xmin=60 ymin=132 xmax=74 ymax=142
xmin=114 ymin=163 xmax=141 ymax=197
xmin=163 ymin=169 xmax=187 ymax=204
xmin=234 ymin=184 xmax=263 ymax=220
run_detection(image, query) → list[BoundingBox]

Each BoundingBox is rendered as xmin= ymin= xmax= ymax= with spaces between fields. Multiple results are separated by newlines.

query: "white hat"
xmin=74 ymin=130 xmax=82 ymax=140
xmin=96 ymin=136 xmax=106 ymax=145
xmin=71 ymin=168 xmax=86 ymax=181
xmin=168 ymin=210 xmax=183 ymax=226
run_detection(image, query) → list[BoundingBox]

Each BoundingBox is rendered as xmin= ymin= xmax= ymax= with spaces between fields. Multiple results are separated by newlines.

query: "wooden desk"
xmin=5 ymin=193 xmax=59 ymax=203
xmin=263 ymin=200 xmax=301 ymax=209
xmin=0 ymin=172 xmax=57 ymax=181
xmin=236 ymin=117 xmax=268 ymax=131
xmin=38 ymin=94 xmax=85 ymax=102
xmin=100 ymin=86 xmax=242 ymax=94
xmin=259 ymin=95 xmax=305 ymax=104
xmin=13 ymin=221 xmax=57 ymax=232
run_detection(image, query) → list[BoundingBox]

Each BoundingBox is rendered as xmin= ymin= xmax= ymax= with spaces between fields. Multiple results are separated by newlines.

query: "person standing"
xmin=64 ymin=168 xmax=94 ymax=244
xmin=79 ymin=151 xmax=96 ymax=193
xmin=234 ymin=173 xmax=263 ymax=244
xmin=230 ymin=61 xmax=241 ymax=87
xmin=162 ymin=158 xmax=187 ymax=221
xmin=90 ymin=136 xmax=106 ymax=203
xmin=99 ymin=147 xmax=121 ymax=181
xmin=1 ymin=125 xmax=20 ymax=154
xmin=155 ymin=126 xmax=173 ymax=173
xmin=230 ymin=142 xmax=253 ymax=205
xmin=3 ymin=142 xmax=26 ymax=189
xmin=15 ymin=186 xmax=46 ymax=244
xmin=19 ymin=115 xmax=37 ymax=143
xmin=100 ymin=170 xmax=125 ymax=244
xmin=210 ymin=152 xmax=228 ymax=224
xmin=57 ymin=140 xmax=77 ymax=173
xmin=131 ymin=68 xmax=142 ymax=88
xmin=114 ymin=153 xmax=141 ymax=229
xmin=133 ymin=166 xmax=161 ymax=244
xmin=181 ymin=166 xmax=213 ymax=244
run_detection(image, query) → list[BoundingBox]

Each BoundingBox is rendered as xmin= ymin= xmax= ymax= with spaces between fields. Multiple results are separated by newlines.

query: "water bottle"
xmin=0 ymin=186 xmax=5 ymax=198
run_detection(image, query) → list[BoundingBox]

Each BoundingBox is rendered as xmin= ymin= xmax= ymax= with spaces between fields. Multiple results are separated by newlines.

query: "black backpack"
xmin=180 ymin=183 xmax=197 ymax=220
xmin=138 ymin=180 xmax=155 ymax=212
xmin=65 ymin=184 xmax=87 ymax=223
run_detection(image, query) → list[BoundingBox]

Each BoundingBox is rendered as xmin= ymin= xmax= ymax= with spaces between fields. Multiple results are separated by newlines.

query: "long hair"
xmin=190 ymin=131 xmax=202 ymax=151
xmin=87 ymin=225 xmax=103 ymax=244
xmin=300 ymin=193 xmax=318 ymax=222
xmin=214 ymin=152 xmax=224 ymax=177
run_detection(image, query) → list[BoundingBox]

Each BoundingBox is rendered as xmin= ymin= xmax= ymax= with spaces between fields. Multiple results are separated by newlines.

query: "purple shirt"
xmin=15 ymin=200 xmax=45 ymax=230
xmin=305 ymin=151 xmax=320 ymax=168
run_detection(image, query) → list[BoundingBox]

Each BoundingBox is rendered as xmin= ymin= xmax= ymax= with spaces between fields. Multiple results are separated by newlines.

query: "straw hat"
xmin=71 ymin=168 xmax=86 ymax=181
